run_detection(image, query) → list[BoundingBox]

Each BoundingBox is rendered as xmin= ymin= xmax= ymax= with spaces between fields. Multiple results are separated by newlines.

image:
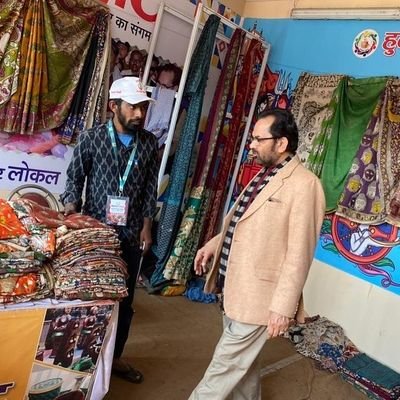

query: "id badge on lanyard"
xmin=106 ymin=121 xmax=137 ymax=227
xmin=106 ymin=195 xmax=129 ymax=226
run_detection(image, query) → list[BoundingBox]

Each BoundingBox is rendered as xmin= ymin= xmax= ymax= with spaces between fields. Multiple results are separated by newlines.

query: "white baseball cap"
xmin=109 ymin=77 xmax=154 ymax=105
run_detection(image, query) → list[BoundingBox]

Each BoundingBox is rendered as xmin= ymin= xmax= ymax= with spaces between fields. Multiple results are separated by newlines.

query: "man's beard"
xmin=117 ymin=112 xmax=142 ymax=134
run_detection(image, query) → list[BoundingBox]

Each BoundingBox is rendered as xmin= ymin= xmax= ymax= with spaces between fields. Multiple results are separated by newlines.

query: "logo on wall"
xmin=353 ymin=29 xmax=379 ymax=58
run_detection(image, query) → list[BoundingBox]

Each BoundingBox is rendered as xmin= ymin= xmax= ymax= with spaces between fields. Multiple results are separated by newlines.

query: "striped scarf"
xmin=217 ymin=155 xmax=293 ymax=290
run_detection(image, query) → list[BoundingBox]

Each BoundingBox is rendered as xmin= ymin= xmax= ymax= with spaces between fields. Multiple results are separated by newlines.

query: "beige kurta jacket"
xmin=204 ymin=155 xmax=326 ymax=326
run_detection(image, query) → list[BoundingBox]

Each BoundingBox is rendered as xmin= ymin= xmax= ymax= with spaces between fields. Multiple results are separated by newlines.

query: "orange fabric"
xmin=0 ymin=199 xmax=28 ymax=239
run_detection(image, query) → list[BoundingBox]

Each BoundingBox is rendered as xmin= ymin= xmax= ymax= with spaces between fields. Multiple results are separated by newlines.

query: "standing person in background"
xmin=61 ymin=77 xmax=159 ymax=384
xmin=121 ymin=49 xmax=145 ymax=78
xmin=189 ymin=109 xmax=325 ymax=399
xmin=156 ymin=63 xmax=182 ymax=91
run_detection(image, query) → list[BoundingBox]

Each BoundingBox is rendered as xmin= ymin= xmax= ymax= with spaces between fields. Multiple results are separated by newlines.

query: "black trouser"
xmin=113 ymin=242 xmax=142 ymax=359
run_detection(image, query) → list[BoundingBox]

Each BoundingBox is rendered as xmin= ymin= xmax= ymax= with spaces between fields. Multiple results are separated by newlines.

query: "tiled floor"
xmin=104 ymin=288 xmax=367 ymax=400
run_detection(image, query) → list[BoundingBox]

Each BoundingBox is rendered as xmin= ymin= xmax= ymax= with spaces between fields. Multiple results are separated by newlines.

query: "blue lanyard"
xmin=107 ymin=120 xmax=137 ymax=195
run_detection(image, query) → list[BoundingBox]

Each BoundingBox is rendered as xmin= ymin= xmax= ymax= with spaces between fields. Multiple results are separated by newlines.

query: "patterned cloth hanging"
xmin=162 ymin=29 xmax=245 ymax=284
xmin=307 ymin=76 xmax=387 ymax=212
xmin=0 ymin=0 xmax=25 ymax=106
xmin=336 ymin=79 xmax=400 ymax=225
xmin=336 ymin=90 xmax=388 ymax=224
xmin=57 ymin=11 xmax=109 ymax=144
xmin=0 ymin=0 xmax=109 ymax=135
xmin=150 ymin=14 xmax=221 ymax=288
xmin=291 ymin=72 xmax=343 ymax=164
xmin=202 ymin=38 xmax=264 ymax=244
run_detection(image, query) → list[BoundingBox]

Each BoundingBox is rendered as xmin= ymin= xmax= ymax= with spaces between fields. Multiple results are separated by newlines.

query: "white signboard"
xmin=0 ymin=147 xmax=73 ymax=194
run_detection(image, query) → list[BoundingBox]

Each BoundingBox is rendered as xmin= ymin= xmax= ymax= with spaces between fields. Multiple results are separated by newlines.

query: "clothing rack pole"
xmin=141 ymin=1 xmax=165 ymax=86
xmin=222 ymin=43 xmax=271 ymax=217
xmin=202 ymin=4 xmax=266 ymax=44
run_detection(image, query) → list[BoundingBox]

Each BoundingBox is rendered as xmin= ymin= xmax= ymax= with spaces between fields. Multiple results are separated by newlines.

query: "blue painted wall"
xmin=243 ymin=17 xmax=400 ymax=295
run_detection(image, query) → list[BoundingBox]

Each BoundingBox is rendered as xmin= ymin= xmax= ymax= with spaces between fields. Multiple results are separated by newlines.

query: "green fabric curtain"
xmin=308 ymin=76 xmax=387 ymax=212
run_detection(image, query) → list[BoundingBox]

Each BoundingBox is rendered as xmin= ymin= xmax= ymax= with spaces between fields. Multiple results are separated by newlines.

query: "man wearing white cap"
xmin=61 ymin=77 xmax=158 ymax=383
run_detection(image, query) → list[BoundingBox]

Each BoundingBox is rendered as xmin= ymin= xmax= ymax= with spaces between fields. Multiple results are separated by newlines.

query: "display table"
xmin=0 ymin=298 xmax=118 ymax=400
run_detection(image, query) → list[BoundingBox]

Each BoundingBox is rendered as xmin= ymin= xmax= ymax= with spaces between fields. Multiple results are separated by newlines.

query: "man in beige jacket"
xmin=189 ymin=109 xmax=325 ymax=400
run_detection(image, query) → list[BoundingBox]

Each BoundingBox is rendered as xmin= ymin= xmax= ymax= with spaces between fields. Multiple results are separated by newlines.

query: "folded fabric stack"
xmin=53 ymin=228 xmax=128 ymax=301
xmin=341 ymin=353 xmax=400 ymax=400
xmin=0 ymin=200 xmax=54 ymax=303
xmin=289 ymin=316 xmax=360 ymax=372
xmin=2 ymin=198 xmax=128 ymax=303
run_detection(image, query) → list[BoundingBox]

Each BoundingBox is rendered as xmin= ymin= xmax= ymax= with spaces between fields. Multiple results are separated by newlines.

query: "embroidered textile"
xmin=162 ymin=29 xmax=244 ymax=284
xmin=381 ymin=80 xmax=400 ymax=226
xmin=0 ymin=0 xmax=109 ymax=135
xmin=291 ymin=316 xmax=359 ymax=373
xmin=53 ymin=228 xmax=128 ymax=300
xmin=151 ymin=14 xmax=221 ymax=287
xmin=307 ymin=76 xmax=387 ymax=212
xmin=341 ymin=353 xmax=400 ymax=400
xmin=336 ymin=80 xmax=400 ymax=224
xmin=0 ymin=199 xmax=28 ymax=239
xmin=0 ymin=0 xmax=25 ymax=105
xmin=57 ymin=11 xmax=110 ymax=144
xmin=10 ymin=198 xmax=107 ymax=232
xmin=291 ymin=73 xmax=343 ymax=164
xmin=202 ymin=38 xmax=264 ymax=243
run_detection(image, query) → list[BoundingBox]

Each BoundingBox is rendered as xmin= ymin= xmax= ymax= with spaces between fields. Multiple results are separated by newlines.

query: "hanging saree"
xmin=0 ymin=0 xmax=25 ymax=106
xmin=336 ymin=92 xmax=386 ymax=224
xmin=0 ymin=0 xmax=108 ymax=135
xmin=307 ymin=76 xmax=387 ymax=212
xmin=291 ymin=73 xmax=343 ymax=164
xmin=336 ymin=79 xmax=400 ymax=225
xmin=380 ymin=80 xmax=400 ymax=226
xmin=202 ymin=38 xmax=264 ymax=244
xmin=162 ymin=29 xmax=244 ymax=284
xmin=57 ymin=12 xmax=109 ymax=144
xmin=150 ymin=14 xmax=221 ymax=288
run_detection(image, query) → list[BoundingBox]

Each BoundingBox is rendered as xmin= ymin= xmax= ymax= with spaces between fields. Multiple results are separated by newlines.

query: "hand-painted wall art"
xmin=317 ymin=214 xmax=400 ymax=295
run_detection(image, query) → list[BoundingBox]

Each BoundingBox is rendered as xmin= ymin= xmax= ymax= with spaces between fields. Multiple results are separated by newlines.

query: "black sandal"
xmin=113 ymin=365 xmax=144 ymax=384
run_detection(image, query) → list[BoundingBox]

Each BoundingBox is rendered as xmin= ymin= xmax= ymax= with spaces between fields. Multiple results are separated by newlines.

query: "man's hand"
xmin=267 ymin=311 xmax=290 ymax=338
xmin=140 ymin=218 xmax=152 ymax=254
xmin=194 ymin=238 xmax=218 ymax=276
xmin=64 ymin=203 xmax=77 ymax=216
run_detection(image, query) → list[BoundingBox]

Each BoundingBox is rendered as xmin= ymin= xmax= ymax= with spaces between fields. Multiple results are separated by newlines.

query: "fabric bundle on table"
xmin=53 ymin=228 xmax=128 ymax=301
xmin=0 ymin=199 xmax=54 ymax=303
xmin=10 ymin=198 xmax=106 ymax=232
xmin=2 ymin=198 xmax=128 ymax=303
xmin=341 ymin=353 xmax=400 ymax=400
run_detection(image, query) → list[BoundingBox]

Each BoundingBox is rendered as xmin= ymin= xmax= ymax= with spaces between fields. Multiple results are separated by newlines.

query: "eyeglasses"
xmin=250 ymin=136 xmax=277 ymax=143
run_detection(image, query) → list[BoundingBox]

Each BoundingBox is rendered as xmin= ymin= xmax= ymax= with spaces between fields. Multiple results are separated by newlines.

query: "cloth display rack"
xmin=143 ymin=1 xmax=270 ymax=289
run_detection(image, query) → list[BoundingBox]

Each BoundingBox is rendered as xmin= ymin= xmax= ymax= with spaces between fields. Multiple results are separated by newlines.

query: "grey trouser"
xmin=189 ymin=315 xmax=269 ymax=400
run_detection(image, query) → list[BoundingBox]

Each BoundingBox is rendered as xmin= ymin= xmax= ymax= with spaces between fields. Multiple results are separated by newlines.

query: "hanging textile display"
xmin=0 ymin=0 xmax=25 ymax=106
xmin=202 ymin=38 xmax=264 ymax=244
xmin=57 ymin=11 xmax=110 ymax=144
xmin=150 ymin=14 xmax=221 ymax=288
xmin=0 ymin=0 xmax=109 ymax=135
xmin=335 ymin=78 xmax=400 ymax=226
xmin=336 ymin=91 xmax=386 ymax=224
xmin=162 ymin=29 xmax=245 ymax=284
xmin=380 ymin=80 xmax=400 ymax=226
xmin=291 ymin=72 xmax=343 ymax=164
xmin=307 ymin=76 xmax=387 ymax=212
